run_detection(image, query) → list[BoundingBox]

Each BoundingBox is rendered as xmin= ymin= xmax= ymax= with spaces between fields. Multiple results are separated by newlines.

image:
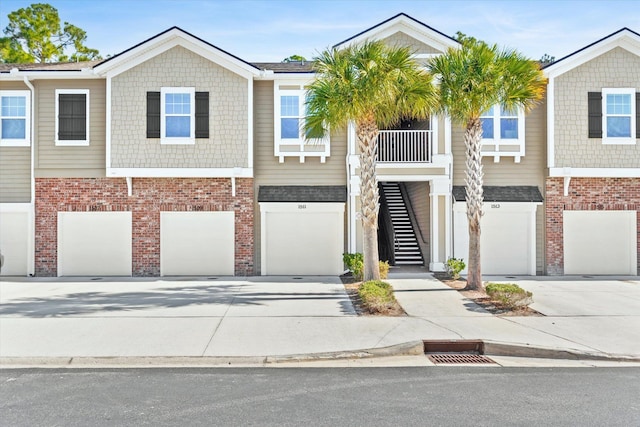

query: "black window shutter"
xmin=195 ymin=91 xmax=209 ymax=138
xmin=58 ymin=94 xmax=87 ymax=140
xmin=588 ymin=92 xmax=602 ymax=138
xmin=146 ymin=91 xmax=161 ymax=138
xmin=636 ymin=92 xmax=640 ymax=139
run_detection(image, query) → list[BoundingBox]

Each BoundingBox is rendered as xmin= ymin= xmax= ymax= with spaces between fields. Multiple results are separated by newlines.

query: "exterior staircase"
xmin=379 ymin=182 xmax=424 ymax=265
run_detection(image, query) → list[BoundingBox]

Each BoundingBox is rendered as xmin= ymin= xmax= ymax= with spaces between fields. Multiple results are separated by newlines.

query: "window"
xmin=55 ymin=89 xmax=89 ymax=146
xmin=147 ymin=88 xmax=208 ymax=143
xmin=0 ymin=90 xmax=30 ymax=147
xmin=480 ymin=105 xmax=525 ymax=162
xmin=603 ymin=88 xmax=636 ymax=144
xmin=274 ymin=83 xmax=329 ymax=163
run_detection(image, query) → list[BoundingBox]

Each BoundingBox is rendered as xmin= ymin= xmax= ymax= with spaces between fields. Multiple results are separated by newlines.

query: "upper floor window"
xmin=603 ymin=88 xmax=636 ymax=144
xmin=0 ymin=90 xmax=30 ymax=147
xmin=146 ymin=88 xmax=208 ymax=143
xmin=274 ymin=83 xmax=329 ymax=163
xmin=480 ymin=105 xmax=525 ymax=162
xmin=55 ymin=89 xmax=89 ymax=146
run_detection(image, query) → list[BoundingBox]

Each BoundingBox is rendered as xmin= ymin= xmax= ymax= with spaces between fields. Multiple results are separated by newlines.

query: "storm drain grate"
xmin=427 ymin=353 xmax=496 ymax=364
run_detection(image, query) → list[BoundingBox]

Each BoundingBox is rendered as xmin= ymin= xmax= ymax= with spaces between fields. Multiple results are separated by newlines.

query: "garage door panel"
xmin=454 ymin=203 xmax=536 ymax=276
xmin=58 ymin=212 xmax=132 ymax=276
xmin=564 ymin=211 xmax=637 ymax=275
xmin=0 ymin=211 xmax=29 ymax=276
xmin=262 ymin=203 xmax=344 ymax=276
xmin=160 ymin=211 xmax=234 ymax=276
xmin=481 ymin=211 xmax=530 ymax=274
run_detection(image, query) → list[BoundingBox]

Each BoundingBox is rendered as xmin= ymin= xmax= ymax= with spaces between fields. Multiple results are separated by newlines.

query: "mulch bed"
xmin=432 ymin=272 xmax=543 ymax=316
xmin=340 ymin=274 xmax=406 ymax=316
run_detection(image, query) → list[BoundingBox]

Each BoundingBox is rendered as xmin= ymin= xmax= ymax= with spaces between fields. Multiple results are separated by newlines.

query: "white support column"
xmin=429 ymin=178 xmax=451 ymax=272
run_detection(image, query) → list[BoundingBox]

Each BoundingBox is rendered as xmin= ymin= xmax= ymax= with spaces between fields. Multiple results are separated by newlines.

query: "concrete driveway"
xmin=485 ymin=276 xmax=640 ymax=357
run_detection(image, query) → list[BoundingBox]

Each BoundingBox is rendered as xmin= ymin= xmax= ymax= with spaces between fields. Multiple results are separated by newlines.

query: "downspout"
xmin=23 ymin=76 xmax=35 ymax=276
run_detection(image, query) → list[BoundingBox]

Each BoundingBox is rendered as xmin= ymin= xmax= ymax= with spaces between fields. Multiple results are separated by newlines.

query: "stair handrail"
xmin=378 ymin=184 xmax=396 ymax=265
xmin=398 ymin=183 xmax=425 ymax=264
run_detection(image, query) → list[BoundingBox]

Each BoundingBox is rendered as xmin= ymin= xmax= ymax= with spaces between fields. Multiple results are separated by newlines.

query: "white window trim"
xmin=602 ymin=88 xmax=636 ymax=145
xmin=480 ymin=105 xmax=525 ymax=162
xmin=274 ymin=83 xmax=329 ymax=163
xmin=160 ymin=87 xmax=195 ymax=145
xmin=55 ymin=89 xmax=90 ymax=146
xmin=0 ymin=90 xmax=31 ymax=147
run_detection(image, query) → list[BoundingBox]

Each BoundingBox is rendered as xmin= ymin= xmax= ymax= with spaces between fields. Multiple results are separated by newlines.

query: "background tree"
xmin=0 ymin=3 xmax=100 ymax=63
xmin=305 ymin=41 xmax=436 ymax=281
xmin=283 ymin=54 xmax=307 ymax=62
xmin=428 ymin=39 xmax=546 ymax=290
xmin=539 ymin=53 xmax=555 ymax=65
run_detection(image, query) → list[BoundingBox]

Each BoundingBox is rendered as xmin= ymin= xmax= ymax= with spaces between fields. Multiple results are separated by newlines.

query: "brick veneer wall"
xmin=545 ymin=177 xmax=640 ymax=275
xmin=35 ymin=177 xmax=254 ymax=276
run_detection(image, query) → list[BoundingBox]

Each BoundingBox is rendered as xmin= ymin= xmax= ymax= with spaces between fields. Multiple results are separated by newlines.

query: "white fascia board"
xmin=0 ymin=70 xmax=100 ymax=80
xmin=334 ymin=16 xmax=458 ymax=52
xmin=549 ymin=167 xmax=640 ymax=178
xmin=547 ymin=78 xmax=555 ymax=168
xmin=264 ymin=73 xmax=315 ymax=81
xmin=106 ymin=167 xmax=253 ymax=178
xmin=544 ymin=31 xmax=640 ymax=78
xmin=96 ymin=30 xmax=259 ymax=79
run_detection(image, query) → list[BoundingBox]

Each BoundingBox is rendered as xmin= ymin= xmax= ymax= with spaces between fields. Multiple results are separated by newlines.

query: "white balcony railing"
xmin=376 ymin=130 xmax=433 ymax=163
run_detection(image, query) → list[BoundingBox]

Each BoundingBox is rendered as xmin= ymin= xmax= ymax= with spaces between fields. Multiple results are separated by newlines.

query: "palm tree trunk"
xmin=464 ymin=117 xmax=484 ymax=290
xmin=357 ymin=115 xmax=381 ymax=282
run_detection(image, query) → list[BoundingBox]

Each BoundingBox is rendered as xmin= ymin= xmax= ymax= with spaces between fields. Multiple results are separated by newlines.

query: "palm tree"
xmin=428 ymin=39 xmax=546 ymax=290
xmin=305 ymin=41 xmax=436 ymax=281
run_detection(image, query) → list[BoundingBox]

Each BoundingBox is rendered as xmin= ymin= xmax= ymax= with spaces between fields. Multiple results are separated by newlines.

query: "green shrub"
xmin=445 ymin=257 xmax=465 ymax=280
xmin=358 ymin=280 xmax=397 ymax=313
xmin=378 ymin=260 xmax=389 ymax=279
xmin=343 ymin=253 xmax=390 ymax=281
xmin=485 ymin=283 xmax=533 ymax=309
xmin=343 ymin=252 xmax=364 ymax=281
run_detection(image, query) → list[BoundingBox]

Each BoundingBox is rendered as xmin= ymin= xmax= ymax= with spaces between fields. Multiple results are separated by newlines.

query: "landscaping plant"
xmin=485 ymin=283 xmax=533 ymax=309
xmin=445 ymin=257 xmax=465 ymax=280
xmin=358 ymin=280 xmax=397 ymax=314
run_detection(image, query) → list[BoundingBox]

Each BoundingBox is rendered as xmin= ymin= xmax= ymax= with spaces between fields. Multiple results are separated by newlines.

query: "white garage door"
xmin=261 ymin=203 xmax=344 ymax=275
xmin=58 ymin=212 xmax=132 ymax=276
xmin=0 ymin=209 xmax=30 ymax=276
xmin=160 ymin=211 xmax=235 ymax=276
xmin=564 ymin=210 xmax=637 ymax=275
xmin=454 ymin=203 xmax=537 ymax=275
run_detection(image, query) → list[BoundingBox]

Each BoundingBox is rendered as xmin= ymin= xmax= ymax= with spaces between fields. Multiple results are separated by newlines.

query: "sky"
xmin=1 ymin=0 xmax=639 ymax=62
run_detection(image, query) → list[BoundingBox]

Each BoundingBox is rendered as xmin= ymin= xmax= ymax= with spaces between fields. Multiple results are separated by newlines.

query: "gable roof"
xmin=93 ymin=26 xmax=261 ymax=78
xmin=333 ymin=12 xmax=459 ymax=52
xmin=544 ymin=27 xmax=640 ymax=77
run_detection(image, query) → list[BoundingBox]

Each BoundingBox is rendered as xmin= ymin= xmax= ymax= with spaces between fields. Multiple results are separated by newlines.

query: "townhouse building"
xmin=1 ymin=13 xmax=638 ymax=277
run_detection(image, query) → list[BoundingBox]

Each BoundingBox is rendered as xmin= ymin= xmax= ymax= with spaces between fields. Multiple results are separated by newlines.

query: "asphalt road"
xmin=2 ymin=367 xmax=639 ymax=426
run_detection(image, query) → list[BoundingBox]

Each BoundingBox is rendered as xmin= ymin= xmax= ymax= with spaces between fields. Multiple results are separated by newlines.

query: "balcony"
xmin=376 ymin=130 xmax=432 ymax=163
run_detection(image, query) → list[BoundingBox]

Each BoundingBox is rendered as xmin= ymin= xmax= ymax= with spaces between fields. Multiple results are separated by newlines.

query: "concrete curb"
xmin=0 ymin=341 xmax=426 ymax=368
xmin=2 ymin=339 xmax=638 ymax=368
xmin=482 ymin=341 xmax=640 ymax=362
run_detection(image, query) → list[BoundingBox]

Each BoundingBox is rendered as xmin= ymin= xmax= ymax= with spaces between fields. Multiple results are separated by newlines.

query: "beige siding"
xmin=405 ymin=181 xmax=430 ymax=265
xmin=0 ymin=81 xmax=29 ymax=90
xmin=0 ymin=147 xmax=31 ymax=202
xmin=253 ymin=80 xmax=348 ymax=273
xmin=111 ymin=46 xmax=249 ymax=169
xmin=554 ymin=47 xmax=640 ymax=168
xmin=452 ymin=99 xmax=547 ymax=273
xmin=381 ymin=31 xmax=443 ymax=55
xmin=34 ymin=79 xmax=106 ymax=176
